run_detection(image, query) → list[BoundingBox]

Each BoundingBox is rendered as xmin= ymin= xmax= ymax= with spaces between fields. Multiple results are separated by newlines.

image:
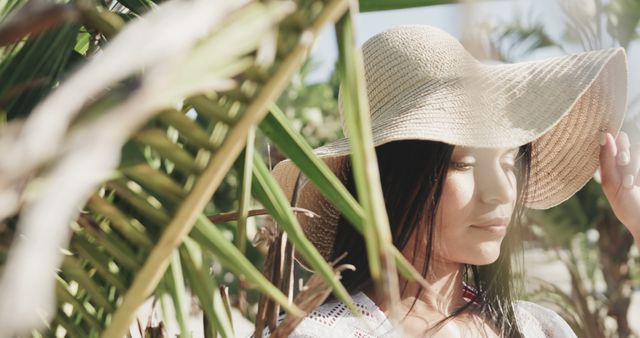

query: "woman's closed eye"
xmin=450 ymin=160 xmax=517 ymax=171
xmin=451 ymin=161 xmax=473 ymax=170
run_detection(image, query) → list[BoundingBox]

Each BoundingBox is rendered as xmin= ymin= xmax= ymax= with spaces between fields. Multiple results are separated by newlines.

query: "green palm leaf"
xmin=359 ymin=0 xmax=455 ymax=12
xmin=0 ymin=0 xmax=463 ymax=336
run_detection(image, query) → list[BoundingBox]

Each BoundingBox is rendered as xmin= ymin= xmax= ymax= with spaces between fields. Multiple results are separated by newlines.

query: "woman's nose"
xmin=477 ymin=163 xmax=517 ymax=205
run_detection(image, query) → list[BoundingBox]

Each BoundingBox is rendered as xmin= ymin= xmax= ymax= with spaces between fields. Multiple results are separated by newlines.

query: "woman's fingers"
xmin=615 ymin=131 xmax=640 ymax=188
xmin=616 ymin=131 xmax=630 ymax=163
xmin=630 ymin=132 xmax=640 ymax=187
xmin=630 ymin=141 xmax=640 ymax=187
xmin=600 ymin=132 xmax=620 ymax=188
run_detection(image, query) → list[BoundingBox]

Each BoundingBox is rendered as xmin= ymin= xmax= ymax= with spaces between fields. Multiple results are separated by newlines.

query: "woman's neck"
xmin=363 ymin=258 xmax=468 ymax=317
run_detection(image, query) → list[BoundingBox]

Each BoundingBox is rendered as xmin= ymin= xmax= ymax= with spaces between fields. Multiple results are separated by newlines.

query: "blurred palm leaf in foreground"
xmin=0 ymin=0 xmax=455 ymax=337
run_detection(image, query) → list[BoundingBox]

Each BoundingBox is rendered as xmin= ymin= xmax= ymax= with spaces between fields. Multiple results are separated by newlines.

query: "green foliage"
xmin=274 ymin=59 xmax=342 ymax=148
xmin=607 ymin=0 xmax=640 ymax=48
xmin=491 ymin=20 xmax=556 ymax=62
xmin=0 ymin=22 xmax=80 ymax=120
xmin=359 ymin=0 xmax=454 ymax=12
xmin=528 ymin=180 xmax=602 ymax=245
xmin=0 ymin=0 xmax=460 ymax=337
xmin=526 ymin=231 xmax=609 ymax=338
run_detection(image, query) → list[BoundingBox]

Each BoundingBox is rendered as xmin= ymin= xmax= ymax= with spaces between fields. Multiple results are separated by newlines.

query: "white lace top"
xmin=275 ymin=292 xmax=576 ymax=337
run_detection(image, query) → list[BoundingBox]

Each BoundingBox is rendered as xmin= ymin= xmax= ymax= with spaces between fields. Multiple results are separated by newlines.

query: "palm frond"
xmin=0 ymin=0 xmax=465 ymax=336
xmin=359 ymin=0 xmax=455 ymax=12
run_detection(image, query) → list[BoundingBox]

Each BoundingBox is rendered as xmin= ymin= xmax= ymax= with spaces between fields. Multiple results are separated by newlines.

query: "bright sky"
xmin=305 ymin=0 xmax=639 ymax=123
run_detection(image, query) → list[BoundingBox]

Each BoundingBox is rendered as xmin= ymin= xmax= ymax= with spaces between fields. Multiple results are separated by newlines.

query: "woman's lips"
xmin=470 ymin=224 xmax=508 ymax=234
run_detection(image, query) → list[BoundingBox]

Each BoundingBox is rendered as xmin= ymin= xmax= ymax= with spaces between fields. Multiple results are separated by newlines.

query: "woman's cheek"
xmin=442 ymin=172 xmax=476 ymax=212
xmin=433 ymin=173 xmax=475 ymax=257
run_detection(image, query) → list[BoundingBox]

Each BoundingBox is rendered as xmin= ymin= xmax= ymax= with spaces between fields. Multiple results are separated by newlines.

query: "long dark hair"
xmin=328 ymin=139 xmax=532 ymax=337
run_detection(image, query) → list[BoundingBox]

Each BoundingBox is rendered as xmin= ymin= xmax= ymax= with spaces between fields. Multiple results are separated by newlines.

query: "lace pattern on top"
xmin=269 ymin=292 xmax=577 ymax=338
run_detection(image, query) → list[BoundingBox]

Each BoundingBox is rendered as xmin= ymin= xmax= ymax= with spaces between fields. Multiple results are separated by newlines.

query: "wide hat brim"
xmin=272 ymin=25 xmax=628 ymax=262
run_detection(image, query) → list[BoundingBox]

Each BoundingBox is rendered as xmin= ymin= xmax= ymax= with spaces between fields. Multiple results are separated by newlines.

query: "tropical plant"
xmin=0 ymin=0 xmax=456 ymax=337
xmin=526 ymin=180 xmax=639 ymax=338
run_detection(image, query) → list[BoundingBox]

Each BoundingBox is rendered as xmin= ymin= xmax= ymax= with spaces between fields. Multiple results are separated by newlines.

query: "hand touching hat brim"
xmin=599 ymin=131 xmax=640 ymax=238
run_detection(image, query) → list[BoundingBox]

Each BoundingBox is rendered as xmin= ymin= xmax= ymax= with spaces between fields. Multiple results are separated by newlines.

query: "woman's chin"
xmin=464 ymin=243 xmax=502 ymax=265
xmin=435 ymin=239 xmax=504 ymax=266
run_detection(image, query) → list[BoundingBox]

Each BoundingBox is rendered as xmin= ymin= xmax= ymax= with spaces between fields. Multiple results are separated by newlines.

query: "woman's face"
xmin=433 ymin=146 xmax=521 ymax=266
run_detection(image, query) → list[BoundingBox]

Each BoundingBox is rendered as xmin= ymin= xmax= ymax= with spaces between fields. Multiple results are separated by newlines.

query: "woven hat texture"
xmin=272 ymin=25 xmax=628 ymax=261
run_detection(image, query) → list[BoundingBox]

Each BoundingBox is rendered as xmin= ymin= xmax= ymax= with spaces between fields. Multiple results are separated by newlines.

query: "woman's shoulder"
xmin=285 ymin=292 xmax=397 ymax=338
xmin=512 ymin=300 xmax=577 ymax=338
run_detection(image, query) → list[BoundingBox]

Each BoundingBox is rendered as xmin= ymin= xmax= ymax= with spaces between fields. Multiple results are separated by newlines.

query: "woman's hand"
xmin=599 ymin=131 xmax=640 ymax=242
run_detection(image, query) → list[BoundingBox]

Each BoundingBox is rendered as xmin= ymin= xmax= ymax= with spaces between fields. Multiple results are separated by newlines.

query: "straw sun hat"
xmin=272 ymin=25 xmax=628 ymax=261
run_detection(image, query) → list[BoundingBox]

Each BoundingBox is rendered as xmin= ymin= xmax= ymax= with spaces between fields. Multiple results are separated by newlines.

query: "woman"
xmin=269 ymin=25 xmax=638 ymax=337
